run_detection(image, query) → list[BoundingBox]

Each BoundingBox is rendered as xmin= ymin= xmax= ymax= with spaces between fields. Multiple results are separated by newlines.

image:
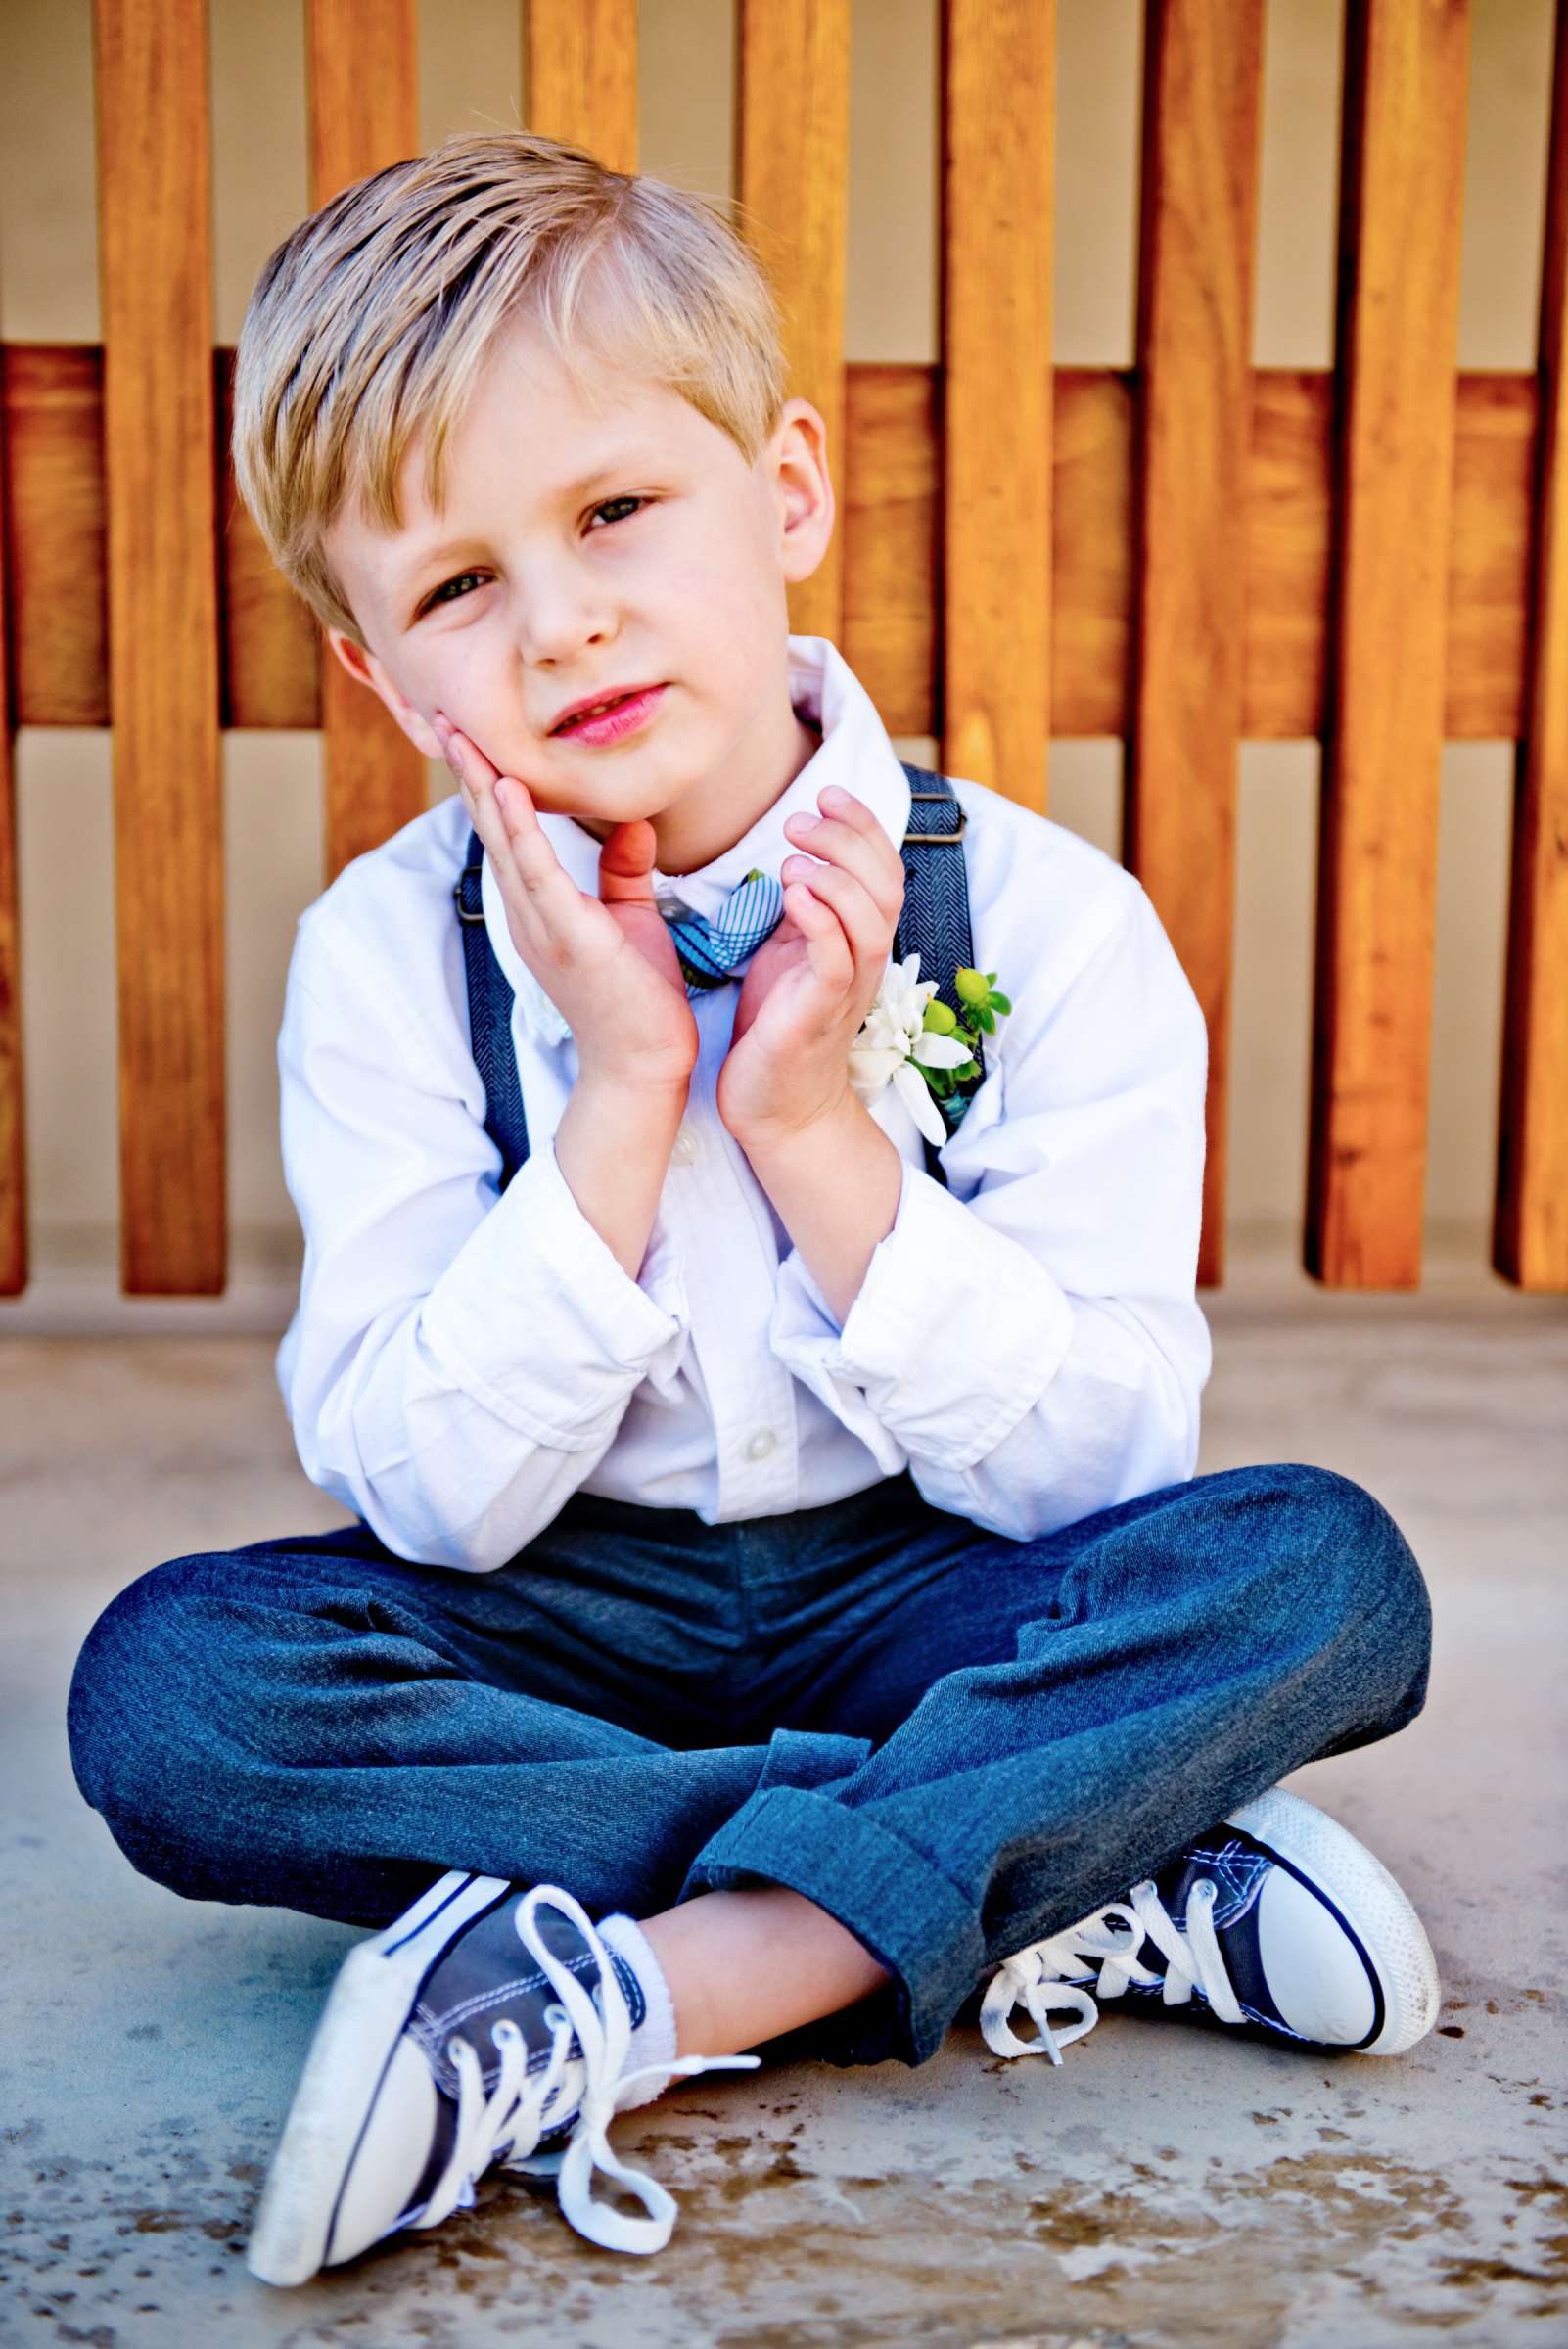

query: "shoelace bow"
xmin=980 ymin=1873 xmax=1244 ymax=2062
xmin=407 ymin=1886 xmax=759 ymax=2254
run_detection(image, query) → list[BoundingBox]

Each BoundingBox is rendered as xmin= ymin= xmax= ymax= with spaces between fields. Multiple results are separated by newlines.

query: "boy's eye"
xmin=416 ymin=497 xmax=649 ymax=617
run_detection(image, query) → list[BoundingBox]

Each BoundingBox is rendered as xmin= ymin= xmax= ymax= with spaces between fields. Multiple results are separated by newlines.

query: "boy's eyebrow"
xmin=392 ymin=448 xmax=667 ymax=585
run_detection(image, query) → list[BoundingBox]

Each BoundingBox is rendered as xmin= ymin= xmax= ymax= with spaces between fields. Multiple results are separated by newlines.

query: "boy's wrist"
xmin=575 ymin=1062 xmax=694 ymax=1111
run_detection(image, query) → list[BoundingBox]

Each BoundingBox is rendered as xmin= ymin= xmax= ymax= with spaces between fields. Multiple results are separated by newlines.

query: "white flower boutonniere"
xmin=847 ymin=953 xmax=1012 ymax=1147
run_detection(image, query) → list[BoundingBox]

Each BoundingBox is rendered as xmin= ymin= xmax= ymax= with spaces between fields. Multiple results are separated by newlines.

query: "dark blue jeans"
xmin=66 ymin=1462 xmax=1431 ymax=2066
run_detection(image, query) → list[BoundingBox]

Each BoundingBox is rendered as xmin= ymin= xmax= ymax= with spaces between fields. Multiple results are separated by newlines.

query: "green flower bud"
xmin=922 ymin=998 xmax=959 ymax=1035
xmin=954 ymin=966 xmax=990 ymax=1010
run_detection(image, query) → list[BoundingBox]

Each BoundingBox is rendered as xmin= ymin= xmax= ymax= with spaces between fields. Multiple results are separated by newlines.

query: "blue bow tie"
xmin=664 ymin=866 xmax=786 ymax=995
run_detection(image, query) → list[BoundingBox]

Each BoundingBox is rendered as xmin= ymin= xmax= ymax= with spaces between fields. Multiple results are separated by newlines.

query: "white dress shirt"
xmin=275 ymin=633 xmax=1212 ymax=1570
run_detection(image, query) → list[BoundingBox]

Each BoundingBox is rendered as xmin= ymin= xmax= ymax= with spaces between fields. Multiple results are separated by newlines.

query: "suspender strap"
xmin=453 ymin=759 xmax=982 ymax=1195
xmin=452 ymin=840 xmax=531 ymax=1189
xmin=892 ymin=761 xmax=986 ymax=1182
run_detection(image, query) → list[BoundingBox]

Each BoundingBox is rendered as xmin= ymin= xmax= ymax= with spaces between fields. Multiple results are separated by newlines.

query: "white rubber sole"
xmin=1223 ymin=1787 xmax=1441 ymax=2053
xmin=246 ymin=1869 xmax=512 ymax=2287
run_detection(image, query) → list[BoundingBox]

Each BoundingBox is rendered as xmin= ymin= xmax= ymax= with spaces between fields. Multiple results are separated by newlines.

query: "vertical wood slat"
xmin=92 ymin=0 xmax=224 ymax=1295
xmin=939 ymin=0 xmax=1054 ymax=807
xmin=526 ymin=0 xmax=639 ymax=174
xmin=0 ymin=333 xmax=24 ymax=1296
xmin=306 ymin=0 xmax=423 ymax=888
xmin=1127 ymin=0 xmax=1265 ymax=1292
xmin=1306 ymin=0 xmax=1470 ymax=1289
xmin=735 ymin=0 xmax=853 ymax=648
xmin=1494 ymin=0 xmax=1568 ymax=1293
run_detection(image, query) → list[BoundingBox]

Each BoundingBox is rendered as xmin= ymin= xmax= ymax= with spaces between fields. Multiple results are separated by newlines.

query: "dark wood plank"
xmin=11 ymin=355 xmax=1541 ymax=745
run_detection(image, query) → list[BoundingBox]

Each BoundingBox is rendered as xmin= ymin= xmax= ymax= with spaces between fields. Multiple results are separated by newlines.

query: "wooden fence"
xmin=0 ymin=0 xmax=1563 ymax=1297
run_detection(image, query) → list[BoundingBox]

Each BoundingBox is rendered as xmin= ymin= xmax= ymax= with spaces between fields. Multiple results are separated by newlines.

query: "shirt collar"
xmin=480 ymin=633 xmax=913 ymax=1047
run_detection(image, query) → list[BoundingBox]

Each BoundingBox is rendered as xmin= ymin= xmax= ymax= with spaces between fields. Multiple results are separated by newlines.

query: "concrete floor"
xmin=2 ymin=1231 xmax=1565 ymax=2348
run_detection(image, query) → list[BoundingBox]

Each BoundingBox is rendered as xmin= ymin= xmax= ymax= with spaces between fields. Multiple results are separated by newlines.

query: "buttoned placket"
xmin=653 ymin=996 xmax=802 ymax=1517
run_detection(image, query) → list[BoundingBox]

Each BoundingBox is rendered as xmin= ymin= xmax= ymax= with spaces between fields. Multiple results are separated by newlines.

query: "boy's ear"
xmin=769 ymin=397 xmax=836 ymax=587
xmin=325 ymin=627 xmax=444 ymax=760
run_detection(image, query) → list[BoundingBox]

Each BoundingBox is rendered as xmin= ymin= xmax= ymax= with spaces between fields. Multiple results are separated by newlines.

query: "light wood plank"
xmin=940 ymin=0 xmax=1054 ymax=806
xmin=1494 ymin=0 xmax=1568 ymax=1292
xmin=0 ymin=334 xmax=23 ymax=1296
xmin=306 ymin=0 xmax=424 ymax=885
xmin=526 ymin=0 xmax=639 ymax=173
xmin=1128 ymin=0 xmax=1265 ymax=1291
xmin=1305 ymin=0 xmax=1470 ymax=1289
xmin=92 ymin=0 xmax=224 ymax=1295
xmin=735 ymin=0 xmax=853 ymax=648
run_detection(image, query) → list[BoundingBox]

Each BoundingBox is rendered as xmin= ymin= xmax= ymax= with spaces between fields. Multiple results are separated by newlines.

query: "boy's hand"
xmin=715 ymin=785 xmax=905 ymax=1147
xmin=436 ymin=713 xmax=699 ymax=1094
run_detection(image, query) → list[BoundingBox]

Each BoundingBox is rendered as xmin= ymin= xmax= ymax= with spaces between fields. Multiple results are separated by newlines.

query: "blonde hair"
xmin=230 ymin=131 xmax=791 ymax=647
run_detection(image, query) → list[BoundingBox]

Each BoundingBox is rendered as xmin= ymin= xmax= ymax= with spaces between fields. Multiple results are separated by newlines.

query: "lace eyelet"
xmin=491 ymin=2016 xmax=521 ymax=2046
xmin=1192 ymin=1878 xmax=1218 ymax=1907
xmin=543 ymin=2001 xmax=569 ymax=2031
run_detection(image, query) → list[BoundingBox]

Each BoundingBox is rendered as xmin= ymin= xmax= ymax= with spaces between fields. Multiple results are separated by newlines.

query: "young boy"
xmin=65 ymin=131 xmax=1439 ymax=2284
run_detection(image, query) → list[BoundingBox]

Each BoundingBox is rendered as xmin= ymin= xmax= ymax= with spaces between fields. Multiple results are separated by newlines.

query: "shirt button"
xmin=670 ymin=1128 xmax=697 ymax=1166
xmin=744 ymin=1427 xmax=777 ymax=1462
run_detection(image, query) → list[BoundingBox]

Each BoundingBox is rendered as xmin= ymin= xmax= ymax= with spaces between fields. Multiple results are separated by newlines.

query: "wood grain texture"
xmin=736 ymin=0 xmax=853 ymax=647
xmin=1128 ymin=0 xmax=1265 ymax=1290
xmin=11 ymin=353 xmax=1541 ymax=743
xmin=0 ymin=339 xmax=23 ymax=1295
xmin=939 ymin=0 xmax=1054 ymax=807
xmin=1305 ymin=0 xmax=1471 ymax=1290
xmin=1494 ymin=0 xmax=1568 ymax=1292
xmin=526 ymin=0 xmax=639 ymax=173
xmin=307 ymin=0 xmax=425 ymax=885
xmin=92 ymin=0 xmax=225 ymax=1294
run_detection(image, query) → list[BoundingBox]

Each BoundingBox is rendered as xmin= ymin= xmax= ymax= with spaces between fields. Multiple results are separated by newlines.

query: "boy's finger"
xmin=783 ymin=809 xmax=903 ymax=923
xmin=781 ymin=859 xmax=888 ymax=972
xmin=597 ymin=817 xmax=661 ymax=907
xmin=787 ymin=880 xmax=853 ymax=990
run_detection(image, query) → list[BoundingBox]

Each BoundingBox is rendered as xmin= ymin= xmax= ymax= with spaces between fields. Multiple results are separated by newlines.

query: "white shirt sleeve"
xmin=275 ymin=918 xmax=692 ymax=1572
xmin=766 ymin=876 xmax=1212 ymax=1542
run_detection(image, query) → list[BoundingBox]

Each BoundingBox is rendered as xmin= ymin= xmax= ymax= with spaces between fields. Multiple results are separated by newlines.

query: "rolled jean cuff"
xmin=753 ymin=1726 xmax=873 ymax=1795
xmin=677 ymin=1784 xmax=985 ymax=2065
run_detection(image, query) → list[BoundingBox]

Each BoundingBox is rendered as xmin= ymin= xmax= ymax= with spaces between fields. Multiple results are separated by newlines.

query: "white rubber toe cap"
xmin=1253 ymin=1865 xmax=1378 ymax=2045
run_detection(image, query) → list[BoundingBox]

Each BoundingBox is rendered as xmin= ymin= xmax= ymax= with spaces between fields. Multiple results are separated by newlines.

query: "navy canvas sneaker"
xmin=246 ymin=1874 xmax=755 ymax=2284
xmin=980 ymin=1786 xmax=1441 ymax=2066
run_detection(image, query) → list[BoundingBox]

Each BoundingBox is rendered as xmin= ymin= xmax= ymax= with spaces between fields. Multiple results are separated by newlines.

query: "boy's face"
xmin=323 ymin=312 xmax=835 ymax=875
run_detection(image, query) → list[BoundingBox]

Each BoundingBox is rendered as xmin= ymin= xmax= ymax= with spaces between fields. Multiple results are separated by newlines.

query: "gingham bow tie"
xmin=664 ymin=866 xmax=786 ymax=995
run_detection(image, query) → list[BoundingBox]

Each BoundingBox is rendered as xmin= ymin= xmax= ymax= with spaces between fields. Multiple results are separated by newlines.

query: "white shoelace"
xmin=408 ymin=1885 xmax=759 ymax=2254
xmin=980 ymin=1873 xmax=1243 ymax=2062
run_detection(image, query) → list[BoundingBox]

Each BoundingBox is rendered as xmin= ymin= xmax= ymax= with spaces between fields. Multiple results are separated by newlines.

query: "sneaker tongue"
xmin=409 ymin=1896 xmax=646 ymax=2105
xmin=1145 ymin=1830 xmax=1287 ymax=2029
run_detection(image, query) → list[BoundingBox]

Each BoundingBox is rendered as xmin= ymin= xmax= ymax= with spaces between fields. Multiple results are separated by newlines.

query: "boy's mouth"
xmin=549 ymin=684 xmax=668 ymax=743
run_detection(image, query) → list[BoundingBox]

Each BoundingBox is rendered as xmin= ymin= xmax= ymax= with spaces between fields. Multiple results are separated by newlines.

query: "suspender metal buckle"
xmin=452 ymin=871 xmax=487 ymax=923
xmin=903 ymin=793 xmax=967 ymax=847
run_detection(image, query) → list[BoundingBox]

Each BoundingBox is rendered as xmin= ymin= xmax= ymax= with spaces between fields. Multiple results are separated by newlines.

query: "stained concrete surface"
xmin=1 ymin=1233 xmax=1565 ymax=2347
